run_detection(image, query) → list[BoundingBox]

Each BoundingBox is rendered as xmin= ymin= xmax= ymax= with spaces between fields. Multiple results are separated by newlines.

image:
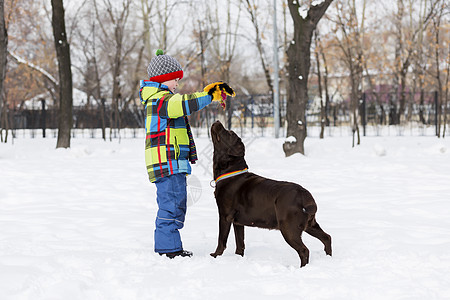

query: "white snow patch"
xmin=285 ymin=136 xmax=297 ymax=143
xmin=373 ymin=143 xmax=387 ymax=156
xmin=312 ymin=0 xmax=325 ymax=6
xmin=299 ymin=5 xmax=308 ymax=19
xmin=425 ymin=143 xmax=447 ymax=155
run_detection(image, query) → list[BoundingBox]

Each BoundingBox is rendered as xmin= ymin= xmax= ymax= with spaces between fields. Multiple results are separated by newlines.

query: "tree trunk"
xmin=51 ymin=0 xmax=73 ymax=149
xmin=397 ymin=69 xmax=408 ymax=124
xmin=443 ymin=44 xmax=450 ymax=138
xmin=94 ymin=57 xmax=106 ymax=140
xmin=433 ymin=15 xmax=443 ymax=138
xmin=322 ymin=51 xmax=330 ymax=127
xmin=199 ymin=25 xmax=211 ymax=138
xmin=284 ymin=0 xmax=333 ymax=156
xmin=110 ymin=25 xmax=123 ymax=141
xmin=1 ymin=105 xmax=8 ymax=143
xmin=314 ymin=32 xmax=325 ymax=139
xmin=351 ymin=70 xmax=361 ymax=146
xmin=0 ymin=0 xmax=7 ymax=140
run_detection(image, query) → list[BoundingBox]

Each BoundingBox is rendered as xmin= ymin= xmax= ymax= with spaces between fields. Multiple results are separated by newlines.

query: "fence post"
xmin=40 ymin=99 xmax=46 ymax=138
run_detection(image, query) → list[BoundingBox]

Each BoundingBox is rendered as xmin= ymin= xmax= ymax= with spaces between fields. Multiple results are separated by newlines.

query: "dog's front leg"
xmin=210 ymin=215 xmax=232 ymax=257
xmin=233 ymin=224 xmax=245 ymax=256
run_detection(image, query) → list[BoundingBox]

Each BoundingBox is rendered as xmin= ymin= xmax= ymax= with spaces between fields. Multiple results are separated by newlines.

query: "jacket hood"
xmin=139 ymin=80 xmax=170 ymax=105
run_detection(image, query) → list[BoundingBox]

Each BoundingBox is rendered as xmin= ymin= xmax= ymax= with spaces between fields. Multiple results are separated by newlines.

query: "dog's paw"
xmin=210 ymin=252 xmax=221 ymax=258
xmin=235 ymin=250 xmax=244 ymax=257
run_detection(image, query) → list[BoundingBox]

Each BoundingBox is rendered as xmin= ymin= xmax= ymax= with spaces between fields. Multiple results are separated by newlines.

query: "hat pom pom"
xmin=155 ymin=49 xmax=164 ymax=56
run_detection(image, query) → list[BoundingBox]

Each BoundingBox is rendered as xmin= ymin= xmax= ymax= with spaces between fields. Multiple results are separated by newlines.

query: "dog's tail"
xmin=302 ymin=190 xmax=317 ymax=215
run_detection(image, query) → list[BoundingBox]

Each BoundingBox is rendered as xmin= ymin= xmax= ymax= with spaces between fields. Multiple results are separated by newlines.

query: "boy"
xmin=140 ymin=49 xmax=235 ymax=258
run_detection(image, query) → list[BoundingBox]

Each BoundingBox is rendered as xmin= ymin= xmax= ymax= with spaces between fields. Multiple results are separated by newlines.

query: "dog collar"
xmin=210 ymin=168 xmax=249 ymax=188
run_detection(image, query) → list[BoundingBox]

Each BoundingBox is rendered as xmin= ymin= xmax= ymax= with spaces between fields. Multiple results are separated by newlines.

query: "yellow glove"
xmin=204 ymin=82 xmax=236 ymax=109
xmin=204 ymin=81 xmax=236 ymax=100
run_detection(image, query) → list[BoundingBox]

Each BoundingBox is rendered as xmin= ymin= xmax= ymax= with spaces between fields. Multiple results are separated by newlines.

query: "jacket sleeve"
xmin=157 ymin=91 xmax=212 ymax=119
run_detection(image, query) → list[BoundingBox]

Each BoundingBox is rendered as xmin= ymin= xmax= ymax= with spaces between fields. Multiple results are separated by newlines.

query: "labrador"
xmin=210 ymin=121 xmax=332 ymax=267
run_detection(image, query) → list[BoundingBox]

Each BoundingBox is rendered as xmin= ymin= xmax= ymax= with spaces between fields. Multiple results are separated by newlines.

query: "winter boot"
xmin=160 ymin=250 xmax=193 ymax=259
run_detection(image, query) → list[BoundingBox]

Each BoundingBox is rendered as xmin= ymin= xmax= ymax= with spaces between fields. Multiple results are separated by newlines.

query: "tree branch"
xmin=7 ymin=50 xmax=58 ymax=86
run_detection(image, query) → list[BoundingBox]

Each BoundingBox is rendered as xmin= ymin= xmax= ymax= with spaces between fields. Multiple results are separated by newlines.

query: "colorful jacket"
xmin=140 ymin=81 xmax=212 ymax=183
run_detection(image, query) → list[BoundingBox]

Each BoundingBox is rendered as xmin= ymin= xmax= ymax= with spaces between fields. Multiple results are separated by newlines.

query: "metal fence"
xmin=2 ymin=91 xmax=448 ymax=139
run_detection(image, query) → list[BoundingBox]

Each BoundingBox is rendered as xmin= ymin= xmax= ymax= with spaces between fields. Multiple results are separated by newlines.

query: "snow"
xmin=285 ymin=136 xmax=297 ymax=143
xmin=312 ymin=0 xmax=325 ymax=6
xmin=1 ymin=130 xmax=450 ymax=299
xmin=299 ymin=6 xmax=308 ymax=19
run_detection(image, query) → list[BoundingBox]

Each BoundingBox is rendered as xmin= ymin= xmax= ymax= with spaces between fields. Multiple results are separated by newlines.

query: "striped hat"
xmin=147 ymin=49 xmax=184 ymax=83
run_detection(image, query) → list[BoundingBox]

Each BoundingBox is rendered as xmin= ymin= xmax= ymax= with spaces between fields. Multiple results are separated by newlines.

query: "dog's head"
xmin=211 ymin=121 xmax=247 ymax=178
xmin=211 ymin=121 xmax=245 ymax=156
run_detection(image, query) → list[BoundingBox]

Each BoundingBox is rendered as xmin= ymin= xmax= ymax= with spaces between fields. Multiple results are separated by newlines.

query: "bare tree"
xmin=140 ymin=0 xmax=154 ymax=55
xmin=150 ymin=0 xmax=187 ymax=52
xmin=74 ymin=11 xmax=108 ymax=140
xmin=410 ymin=1 xmax=427 ymax=125
xmin=391 ymin=0 xmax=438 ymax=125
xmin=94 ymin=0 xmax=141 ymax=141
xmin=314 ymin=30 xmax=330 ymax=139
xmin=186 ymin=12 xmax=216 ymax=131
xmin=331 ymin=0 xmax=366 ymax=146
xmin=283 ymin=0 xmax=333 ymax=156
xmin=242 ymin=0 xmax=273 ymax=93
xmin=210 ymin=0 xmax=242 ymax=129
xmin=429 ymin=0 xmax=449 ymax=137
xmin=51 ymin=0 xmax=73 ymax=148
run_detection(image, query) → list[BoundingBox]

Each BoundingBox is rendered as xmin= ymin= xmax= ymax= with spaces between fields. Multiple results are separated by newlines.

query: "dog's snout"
xmin=212 ymin=120 xmax=222 ymax=128
xmin=211 ymin=120 xmax=224 ymax=133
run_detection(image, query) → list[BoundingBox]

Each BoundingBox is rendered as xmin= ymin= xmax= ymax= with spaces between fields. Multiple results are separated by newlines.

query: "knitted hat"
xmin=147 ymin=49 xmax=184 ymax=83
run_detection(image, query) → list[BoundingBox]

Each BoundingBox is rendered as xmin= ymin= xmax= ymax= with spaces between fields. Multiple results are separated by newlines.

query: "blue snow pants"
xmin=154 ymin=173 xmax=187 ymax=253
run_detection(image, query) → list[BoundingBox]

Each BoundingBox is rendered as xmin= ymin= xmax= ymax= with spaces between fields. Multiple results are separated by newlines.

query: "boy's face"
xmin=162 ymin=78 xmax=179 ymax=93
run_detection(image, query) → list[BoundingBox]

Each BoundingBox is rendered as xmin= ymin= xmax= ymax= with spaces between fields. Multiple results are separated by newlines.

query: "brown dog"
xmin=210 ymin=121 xmax=332 ymax=267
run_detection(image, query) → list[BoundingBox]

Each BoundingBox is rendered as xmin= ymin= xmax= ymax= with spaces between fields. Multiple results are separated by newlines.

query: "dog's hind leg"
xmin=211 ymin=216 xmax=232 ymax=258
xmin=233 ymin=224 xmax=245 ymax=256
xmin=279 ymin=219 xmax=310 ymax=267
xmin=305 ymin=219 xmax=332 ymax=256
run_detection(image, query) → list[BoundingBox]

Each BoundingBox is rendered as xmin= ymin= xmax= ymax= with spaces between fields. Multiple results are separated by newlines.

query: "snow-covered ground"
xmin=1 ymin=129 xmax=450 ymax=300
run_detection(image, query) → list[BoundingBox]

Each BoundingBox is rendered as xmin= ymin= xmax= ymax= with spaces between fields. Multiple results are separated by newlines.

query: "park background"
xmin=1 ymin=1 xmax=450 ymax=299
